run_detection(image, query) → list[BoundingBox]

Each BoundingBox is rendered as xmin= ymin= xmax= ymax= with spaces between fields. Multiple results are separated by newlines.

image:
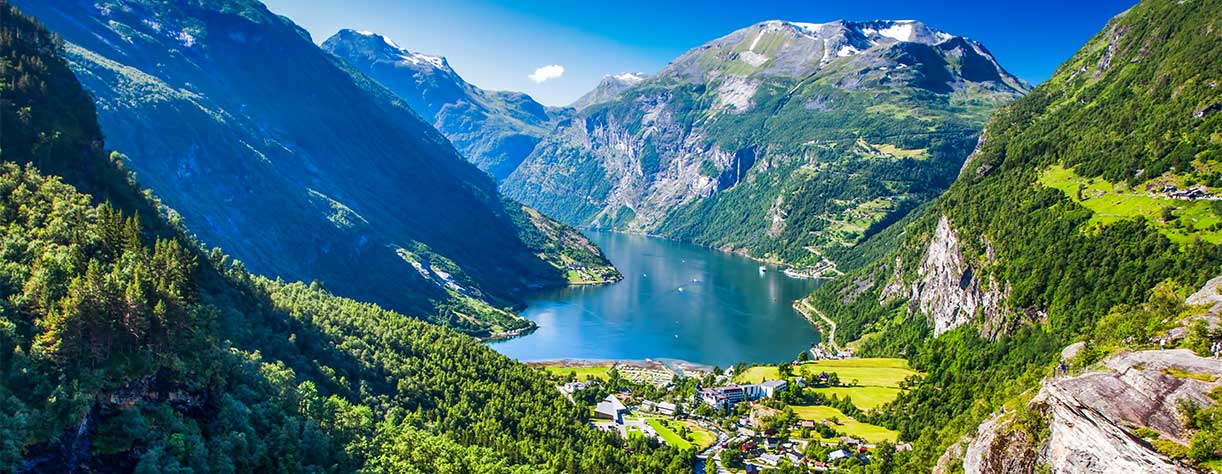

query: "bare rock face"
xmin=961 ymin=410 xmax=1040 ymax=474
xmin=957 ymin=349 xmax=1217 ymax=474
xmin=906 ymin=215 xmax=1010 ymax=336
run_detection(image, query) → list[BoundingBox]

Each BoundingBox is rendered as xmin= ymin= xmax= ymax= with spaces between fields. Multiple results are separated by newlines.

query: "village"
xmin=541 ymin=354 xmax=919 ymax=473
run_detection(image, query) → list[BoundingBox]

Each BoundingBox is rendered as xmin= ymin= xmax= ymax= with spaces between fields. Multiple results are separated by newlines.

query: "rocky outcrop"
xmin=904 ymin=215 xmax=1010 ymax=336
xmin=955 ymin=349 xmax=1216 ymax=474
xmin=961 ymin=411 xmax=1040 ymax=474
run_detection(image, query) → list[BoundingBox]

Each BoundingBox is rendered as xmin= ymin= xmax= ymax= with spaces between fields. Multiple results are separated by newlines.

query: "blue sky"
xmin=264 ymin=0 xmax=1137 ymax=106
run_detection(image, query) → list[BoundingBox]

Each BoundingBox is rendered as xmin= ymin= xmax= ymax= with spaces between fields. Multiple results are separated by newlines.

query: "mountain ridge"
xmin=323 ymin=28 xmax=558 ymax=180
xmin=14 ymin=0 xmax=617 ymax=335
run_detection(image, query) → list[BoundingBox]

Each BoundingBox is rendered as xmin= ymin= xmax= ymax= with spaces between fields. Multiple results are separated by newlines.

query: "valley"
xmin=2 ymin=0 xmax=1220 ymax=473
xmin=489 ymin=231 xmax=822 ymax=366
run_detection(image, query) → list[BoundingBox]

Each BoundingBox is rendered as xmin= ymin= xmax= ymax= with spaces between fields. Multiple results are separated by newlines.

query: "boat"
xmin=759 ymin=265 xmax=767 ymax=273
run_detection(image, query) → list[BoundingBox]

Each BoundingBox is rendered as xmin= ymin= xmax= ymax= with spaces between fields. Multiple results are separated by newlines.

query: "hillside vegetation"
xmin=11 ymin=0 xmax=617 ymax=336
xmin=809 ymin=0 xmax=1222 ymax=470
xmin=0 ymin=4 xmax=685 ymax=471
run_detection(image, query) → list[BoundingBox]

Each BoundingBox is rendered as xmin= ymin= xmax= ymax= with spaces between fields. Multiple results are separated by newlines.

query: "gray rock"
xmin=957 ymin=350 xmax=1216 ymax=474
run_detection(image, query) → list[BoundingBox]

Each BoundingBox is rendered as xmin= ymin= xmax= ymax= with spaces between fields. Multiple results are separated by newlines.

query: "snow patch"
xmin=877 ymin=22 xmax=915 ymax=42
xmin=176 ymin=31 xmax=195 ymax=48
xmin=613 ymin=72 xmax=646 ymax=84
xmin=836 ymin=45 xmax=859 ymax=57
xmin=401 ymin=52 xmax=445 ymax=68
xmin=787 ymin=22 xmax=826 ymax=34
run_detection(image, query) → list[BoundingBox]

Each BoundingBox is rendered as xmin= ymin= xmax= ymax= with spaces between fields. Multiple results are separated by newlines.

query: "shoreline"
xmin=793 ymin=297 xmax=838 ymax=350
xmin=527 ymin=358 xmax=718 ymax=377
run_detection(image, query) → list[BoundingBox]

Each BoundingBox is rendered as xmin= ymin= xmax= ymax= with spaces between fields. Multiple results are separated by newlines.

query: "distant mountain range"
xmin=13 ymin=0 xmax=617 ymax=335
xmin=323 ymin=29 xmax=562 ymax=181
xmin=502 ymin=19 xmax=1028 ymax=270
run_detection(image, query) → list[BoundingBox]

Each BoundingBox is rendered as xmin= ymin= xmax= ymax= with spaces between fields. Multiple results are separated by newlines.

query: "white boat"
xmin=759 ymin=265 xmax=767 ymax=273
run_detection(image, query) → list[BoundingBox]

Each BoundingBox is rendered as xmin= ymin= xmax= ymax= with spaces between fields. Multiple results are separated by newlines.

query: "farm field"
xmin=790 ymin=405 xmax=898 ymax=443
xmin=735 ymin=358 xmax=917 ymax=411
xmin=540 ymin=364 xmax=611 ymax=380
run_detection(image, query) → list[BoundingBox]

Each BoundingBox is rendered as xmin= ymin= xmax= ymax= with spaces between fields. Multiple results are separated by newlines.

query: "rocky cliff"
xmin=950 ymin=349 xmax=1214 ymax=474
xmin=882 ymin=215 xmax=1012 ymax=336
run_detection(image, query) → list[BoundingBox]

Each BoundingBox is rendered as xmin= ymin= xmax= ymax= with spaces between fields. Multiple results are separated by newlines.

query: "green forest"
xmin=0 ymin=3 xmax=689 ymax=472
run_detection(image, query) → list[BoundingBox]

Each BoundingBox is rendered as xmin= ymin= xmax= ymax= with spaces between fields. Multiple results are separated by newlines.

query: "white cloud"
xmin=528 ymin=64 xmax=565 ymax=83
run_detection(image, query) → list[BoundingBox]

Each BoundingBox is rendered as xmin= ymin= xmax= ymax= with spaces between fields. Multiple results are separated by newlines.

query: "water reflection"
xmin=489 ymin=232 xmax=822 ymax=367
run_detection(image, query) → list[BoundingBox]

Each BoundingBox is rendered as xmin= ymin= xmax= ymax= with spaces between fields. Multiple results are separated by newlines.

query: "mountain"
xmin=0 ymin=3 xmax=686 ymax=471
xmin=503 ymin=19 xmax=1028 ymax=272
xmin=806 ymin=0 xmax=1222 ymax=470
xmin=13 ymin=0 xmax=617 ymax=336
xmin=571 ymin=72 xmax=649 ymax=111
xmin=322 ymin=29 xmax=556 ymax=180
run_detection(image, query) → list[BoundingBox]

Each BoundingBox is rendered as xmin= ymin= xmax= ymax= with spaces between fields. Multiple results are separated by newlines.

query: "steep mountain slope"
xmin=504 ymin=19 xmax=1028 ymax=270
xmin=808 ymin=0 xmax=1222 ymax=470
xmin=322 ymin=29 xmax=556 ymax=180
xmin=0 ymin=4 xmax=685 ymax=472
xmin=571 ymin=72 xmax=649 ymax=111
xmin=13 ymin=0 xmax=616 ymax=335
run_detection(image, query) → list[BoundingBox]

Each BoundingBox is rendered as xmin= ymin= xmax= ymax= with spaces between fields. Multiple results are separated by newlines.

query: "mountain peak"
xmin=326 ymin=29 xmax=449 ymax=70
xmin=768 ymin=19 xmax=954 ymax=47
xmin=571 ymin=72 xmax=651 ymax=111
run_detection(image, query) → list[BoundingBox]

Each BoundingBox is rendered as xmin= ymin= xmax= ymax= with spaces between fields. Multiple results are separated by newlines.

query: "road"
xmin=795 ymin=297 xmax=838 ymax=350
xmin=693 ymin=418 xmax=731 ymax=474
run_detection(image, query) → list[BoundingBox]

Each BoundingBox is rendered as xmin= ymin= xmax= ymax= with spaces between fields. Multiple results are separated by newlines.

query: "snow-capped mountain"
xmin=571 ymin=72 xmax=650 ymax=111
xmin=659 ymin=19 xmax=1027 ymax=95
xmin=324 ymin=29 xmax=556 ymax=180
xmin=505 ymin=18 xmax=1029 ymax=267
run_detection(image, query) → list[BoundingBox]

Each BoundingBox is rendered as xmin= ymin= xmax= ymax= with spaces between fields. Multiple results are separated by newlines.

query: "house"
xmin=757 ymin=453 xmax=782 ymax=466
xmin=656 ymin=401 xmax=677 ymax=416
xmin=593 ymin=394 xmax=627 ymax=424
xmin=759 ymin=379 xmax=788 ymax=398
xmin=800 ymin=420 xmax=817 ymax=429
xmin=827 ymin=449 xmax=851 ymax=462
xmin=560 ymin=380 xmax=597 ymax=395
xmin=1171 ymin=185 xmax=1212 ymax=200
xmin=895 ymin=443 xmax=914 ymax=452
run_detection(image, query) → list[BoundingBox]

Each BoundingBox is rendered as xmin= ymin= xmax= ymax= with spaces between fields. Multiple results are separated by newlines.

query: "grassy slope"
xmin=1039 ymin=165 xmax=1222 ymax=244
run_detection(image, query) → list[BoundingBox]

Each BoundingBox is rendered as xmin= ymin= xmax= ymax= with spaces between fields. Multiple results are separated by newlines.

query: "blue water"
xmin=489 ymin=232 xmax=822 ymax=367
